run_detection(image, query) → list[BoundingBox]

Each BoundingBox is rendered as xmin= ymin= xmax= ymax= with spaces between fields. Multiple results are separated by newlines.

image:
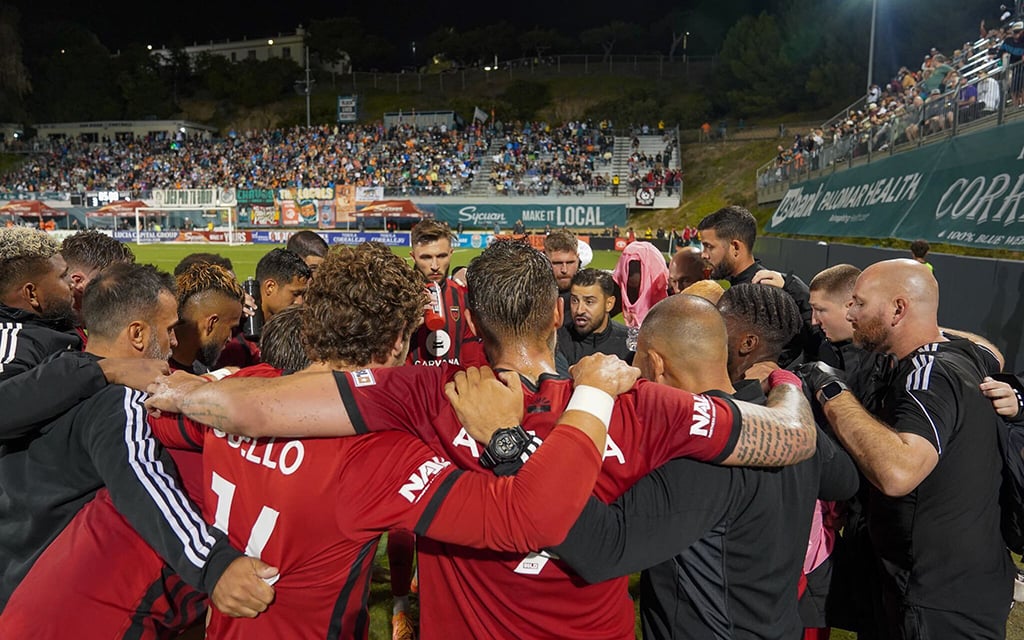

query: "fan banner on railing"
xmin=768 ymin=119 xmax=1024 ymax=251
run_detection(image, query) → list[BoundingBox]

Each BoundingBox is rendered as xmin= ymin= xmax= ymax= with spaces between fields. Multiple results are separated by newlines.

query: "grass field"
xmin=127 ymin=240 xmax=628 ymax=280
xmin=130 ymin=241 xmax=1024 ymax=639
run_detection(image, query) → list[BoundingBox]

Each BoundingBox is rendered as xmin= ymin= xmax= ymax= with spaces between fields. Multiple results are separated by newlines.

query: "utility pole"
xmin=305 ymin=46 xmax=312 ymax=127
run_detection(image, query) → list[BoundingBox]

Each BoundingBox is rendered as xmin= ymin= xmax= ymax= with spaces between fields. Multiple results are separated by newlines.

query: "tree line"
xmin=0 ymin=0 xmax=987 ymax=129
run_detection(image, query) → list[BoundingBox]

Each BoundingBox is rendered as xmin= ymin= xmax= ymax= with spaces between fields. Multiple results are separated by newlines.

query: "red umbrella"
xmin=91 ymin=200 xmax=150 ymax=215
xmin=355 ymin=200 xmax=427 ymax=218
xmin=0 ymin=199 xmax=64 ymax=217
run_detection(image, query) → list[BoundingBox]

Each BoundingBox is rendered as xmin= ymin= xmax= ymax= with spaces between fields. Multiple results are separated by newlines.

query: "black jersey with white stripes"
xmin=0 ymin=301 xmax=81 ymax=381
xmin=866 ymin=337 xmax=1014 ymax=615
xmin=0 ymin=378 xmax=240 ymax=611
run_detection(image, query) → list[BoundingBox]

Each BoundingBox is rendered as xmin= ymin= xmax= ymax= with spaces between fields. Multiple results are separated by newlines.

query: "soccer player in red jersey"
xmin=406 ymin=219 xmax=482 ymax=368
xmin=399 ymin=219 xmax=482 ymax=636
xmin=147 ymin=239 xmax=817 ymax=640
xmin=148 ymin=242 xmax=636 ymax=639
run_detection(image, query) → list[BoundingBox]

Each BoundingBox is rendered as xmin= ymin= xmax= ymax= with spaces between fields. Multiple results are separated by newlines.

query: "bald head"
xmin=860 ymin=259 xmax=939 ymax=313
xmin=635 ymin=294 xmax=733 ymax=393
xmin=848 ymin=259 xmax=942 ymax=357
xmin=669 ymin=246 xmax=707 ymax=294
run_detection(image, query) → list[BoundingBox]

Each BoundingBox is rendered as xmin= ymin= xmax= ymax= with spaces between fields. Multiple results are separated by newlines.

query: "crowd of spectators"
xmin=625 ymin=134 xmax=682 ymax=197
xmin=0 ymin=122 xmax=492 ymax=196
xmin=1 ymin=118 xmax=683 ymax=201
xmin=486 ymin=120 xmax=614 ymax=197
xmin=762 ymin=6 xmax=1024 ymax=187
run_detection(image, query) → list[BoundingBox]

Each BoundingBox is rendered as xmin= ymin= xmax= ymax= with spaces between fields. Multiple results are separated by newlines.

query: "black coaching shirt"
xmin=552 ymin=381 xmax=859 ymax=639
xmin=866 ymin=338 xmax=1014 ymax=615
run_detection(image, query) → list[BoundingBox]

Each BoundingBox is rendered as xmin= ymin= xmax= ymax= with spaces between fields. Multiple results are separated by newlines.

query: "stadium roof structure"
xmin=0 ymin=199 xmax=65 ymax=217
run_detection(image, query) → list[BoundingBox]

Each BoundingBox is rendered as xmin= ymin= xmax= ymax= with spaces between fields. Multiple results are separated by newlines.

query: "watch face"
xmin=495 ymin=432 xmax=518 ymax=456
xmin=821 ymin=381 xmax=845 ymax=401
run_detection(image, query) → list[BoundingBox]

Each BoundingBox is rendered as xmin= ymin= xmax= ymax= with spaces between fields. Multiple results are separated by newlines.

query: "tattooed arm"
xmin=146 ymin=370 xmax=357 ymax=438
xmin=720 ymin=381 xmax=817 ymax=467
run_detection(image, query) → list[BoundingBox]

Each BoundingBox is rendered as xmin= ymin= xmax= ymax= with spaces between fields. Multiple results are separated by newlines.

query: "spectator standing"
xmin=977 ymin=70 xmax=1001 ymax=114
xmin=911 ymin=239 xmax=934 ymax=271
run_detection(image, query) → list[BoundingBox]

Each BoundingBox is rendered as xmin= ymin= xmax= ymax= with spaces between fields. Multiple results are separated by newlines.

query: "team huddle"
xmin=0 ymin=206 xmax=1020 ymax=640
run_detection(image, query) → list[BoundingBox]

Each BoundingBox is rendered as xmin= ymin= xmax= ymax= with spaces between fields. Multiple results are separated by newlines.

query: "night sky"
xmin=12 ymin=0 xmax=690 ymax=50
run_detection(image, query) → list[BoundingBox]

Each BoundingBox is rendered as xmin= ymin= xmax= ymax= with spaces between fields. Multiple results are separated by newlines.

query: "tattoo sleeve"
xmin=724 ymin=384 xmax=816 ymax=467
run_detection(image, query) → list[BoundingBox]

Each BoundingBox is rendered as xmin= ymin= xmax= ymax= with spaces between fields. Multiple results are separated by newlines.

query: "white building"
xmin=151 ymin=27 xmax=307 ymax=67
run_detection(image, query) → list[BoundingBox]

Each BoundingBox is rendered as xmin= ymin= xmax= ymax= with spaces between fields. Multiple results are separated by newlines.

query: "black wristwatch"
xmin=479 ymin=425 xmax=531 ymax=469
xmin=818 ymin=379 xmax=849 ymax=403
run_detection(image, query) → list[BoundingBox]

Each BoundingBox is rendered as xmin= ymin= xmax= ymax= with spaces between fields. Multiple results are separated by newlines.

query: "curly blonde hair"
xmin=0 ymin=228 xmax=62 ymax=294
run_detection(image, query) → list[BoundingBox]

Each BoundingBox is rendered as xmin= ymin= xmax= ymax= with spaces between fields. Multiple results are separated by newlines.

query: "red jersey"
xmin=0 ymin=452 xmax=207 ymax=639
xmin=406 ymin=278 xmax=485 ymax=368
xmin=334 ymin=365 xmax=741 ymax=639
xmin=150 ymin=365 xmax=604 ymax=640
xmin=214 ymin=328 xmax=261 ymax=369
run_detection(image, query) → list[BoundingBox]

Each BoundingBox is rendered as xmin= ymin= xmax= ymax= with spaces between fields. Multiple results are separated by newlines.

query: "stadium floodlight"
xmin=866 ymin=0 xmax=878 ymax=94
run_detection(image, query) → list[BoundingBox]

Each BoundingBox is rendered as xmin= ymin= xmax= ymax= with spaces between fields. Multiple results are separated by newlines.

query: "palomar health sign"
xmin=768 ymin=119 xmax=1024 ymax=250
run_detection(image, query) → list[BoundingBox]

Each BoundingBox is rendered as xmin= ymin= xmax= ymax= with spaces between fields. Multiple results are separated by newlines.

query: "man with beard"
xmin=0 ymin=262 xmax=275 ymax=624
xmin=543 ymin=229 xmax=580 ymax=326
xmin=0 ymin=228 xmax=165 ymax=437
xmin=406 ymin=219 xmax=482 ymax=368
xmin=0 ymin=228 xmax=79 ymax=380
xmin=169 ymin=263 xmax=246 ymax=375
xmin=551 ymin=290 xmax=857 ymax=640
xmin=556 ymin=268 xmax=632 ymax=370
xmin=698 ymin=205 xmax=812 ymax=366
xmin=144 ymin=243 xmax=634 ymax=639
xmin=800 ymin=259 xmax=1014 ymax=638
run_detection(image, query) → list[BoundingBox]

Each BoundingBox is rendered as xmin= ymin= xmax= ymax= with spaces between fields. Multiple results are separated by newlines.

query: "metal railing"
xmin=337 ymin=54 xmax=718 ymax=95
xmin=756 ymin=59 xmax=1024 ymax=205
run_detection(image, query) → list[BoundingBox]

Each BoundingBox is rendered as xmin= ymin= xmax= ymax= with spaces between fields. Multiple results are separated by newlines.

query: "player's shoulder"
xmin=79 ymin=384 xmax=145 ymax=420
xmin=445 ymin=277 xmax=468 ymax=294
xmin=231 ymin=363 xmax=283 ymax=379
xmin=902 ymin=341 xmax=979 ymax=393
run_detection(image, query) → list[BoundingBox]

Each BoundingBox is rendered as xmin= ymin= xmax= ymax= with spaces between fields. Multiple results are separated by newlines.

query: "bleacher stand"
xmin=757 ymin=11 xmax=1024 ymax=190
xmin=0 ymin=119 xmax=683 ymax=204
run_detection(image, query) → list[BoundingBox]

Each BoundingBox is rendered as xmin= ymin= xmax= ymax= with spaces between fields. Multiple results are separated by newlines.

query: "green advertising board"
xmin=768 ymin=119 xmax=1024 ymax=251
xmin=419 ymin=202 xmax=628 ymax=230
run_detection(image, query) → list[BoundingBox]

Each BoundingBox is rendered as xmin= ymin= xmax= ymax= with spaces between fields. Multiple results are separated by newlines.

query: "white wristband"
xmin=564 ymin=385 xmax=615 ymax=431
xmin=202 ymin=368 xmax=233 ymax=381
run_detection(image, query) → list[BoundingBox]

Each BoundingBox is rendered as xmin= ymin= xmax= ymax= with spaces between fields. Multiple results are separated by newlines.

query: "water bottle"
xmin=241 ymin=277 xmax=264 ymax=339
xmin=424 ymin=281 xmax=445 ymax=331
xmin=626 ymin=326 xmax=640 ymax=352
